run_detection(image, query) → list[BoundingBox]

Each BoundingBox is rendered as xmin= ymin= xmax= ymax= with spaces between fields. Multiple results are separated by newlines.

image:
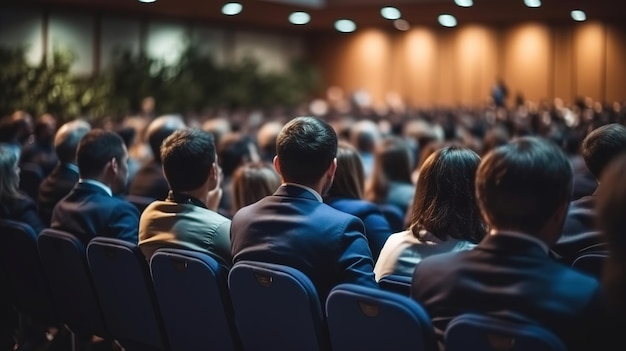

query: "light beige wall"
xmin=312 ymin=21 xmax=626 ymax=107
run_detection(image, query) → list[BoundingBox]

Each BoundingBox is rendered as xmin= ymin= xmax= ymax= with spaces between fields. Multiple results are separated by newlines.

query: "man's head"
xmin=476 ymin=136 xmax=573 ymax=242
xmin=54 ymin=119 xmax=91 ymax=164
xmin=161 ymin=128 xmax=218 ymax=193
xmin=145 ymin=114 xmax=186 ymax=163
xmin=274 ymin=116 xmax=337 ymax=191
xmin=581 ymin=123 xmax=626 ymax=180
xmin=77 ymin=129 xmax=129 ymax=194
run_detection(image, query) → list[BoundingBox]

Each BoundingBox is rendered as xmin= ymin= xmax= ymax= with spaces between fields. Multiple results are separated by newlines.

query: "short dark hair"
xmin=146 ymin=115 xmax=186 ymax=163
xmin=581 ymin=123 xmax=626 ymax=180
xmin=77 ymin=129 xmax=126 ymax=179
xmin=276 ymin=116 xmax=337 ymax=186
xmin=161 ymin=128 xmax=216 ymax=192
xmin=410 ymin=145 xmax=485 ymax=242
xmin=218 ymin=132 xmax=255 ymax=177
xmin=476 ymin=136 xmax=573 ymax=234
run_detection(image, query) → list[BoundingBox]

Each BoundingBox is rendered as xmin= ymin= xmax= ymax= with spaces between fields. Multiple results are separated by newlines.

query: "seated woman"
xmin=325 ymin=141 xmax=392 ymax=261
xmin=374 ymin=145 xmax=486 ymax=280
xmin=0 ymin=144 xmax=44 ymax=234
xmin=231 ymin=161 xmax=281 ymax=214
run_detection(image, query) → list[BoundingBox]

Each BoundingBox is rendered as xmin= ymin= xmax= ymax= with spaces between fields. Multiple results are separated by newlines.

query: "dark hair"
xmin=54 ymin=120 xmax=91 ymax=164
xmin=146 ymin=115 xmax=186 ymax=163
xmin=77 ymin=129 xmax=127 ymax=179
xmin=218 ymin=132 xmax=256 ymax=177
xmin=161 ymin=128 xmax=216 ymax=192
xmin=232 ymin=161 xmax=281 ymax=212
xmin=276 ymin=116 xmax=337 ymax=186
xmin=476 ymin=136 xmax=573 ymax=234
xmin=327 ymin=141 xmax=365 ymax=200
xmin=365 ymin=136 xmax=413 ymax=204
xmin=409 ymin=145 xmax=485 ymax=242
xmin=581 ymin=123 xmax=626 ymax=179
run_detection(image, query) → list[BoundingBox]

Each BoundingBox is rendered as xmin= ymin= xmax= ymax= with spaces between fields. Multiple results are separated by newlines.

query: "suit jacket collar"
xmin=75 ymin=181 xmax=112 ymax=196
xmin=274 ymin=184 xmax=321 ymax=202
xmin=478 ymin=231 xmax=550 ymax=257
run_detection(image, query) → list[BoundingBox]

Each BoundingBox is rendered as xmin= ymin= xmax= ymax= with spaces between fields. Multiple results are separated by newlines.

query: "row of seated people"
xmin=0 ymin=115 xmax=624 ymax=350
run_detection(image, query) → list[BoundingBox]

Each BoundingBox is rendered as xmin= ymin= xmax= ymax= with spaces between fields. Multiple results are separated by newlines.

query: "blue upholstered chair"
xmin=444 ymin=313 xmax=567 ymax=351
xmin=228 ymin=261 xmax=328 ymax=351
xmin=150 ymin=248 xmax=241 ymax=351
xmin=326 ymin=283 xmax=436 ymax=351
xmin=378 ymin=274 xmax=412 ymax=296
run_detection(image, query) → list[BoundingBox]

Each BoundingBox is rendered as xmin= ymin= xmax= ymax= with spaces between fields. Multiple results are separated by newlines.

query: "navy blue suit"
xmin=411 ymin=232 xmax=609 ymax=351
xmin=231 ymin=185 xmax=378 ymax=303
xmin=38 ymin=163 xmax=79 ymax=226
xmin=50 ymin=182 xmax=139 ymax=246
xmin=554 ymin=194 xmax=603 ymax=263
xmin=325 ymin=197 xmax=392 ymax=261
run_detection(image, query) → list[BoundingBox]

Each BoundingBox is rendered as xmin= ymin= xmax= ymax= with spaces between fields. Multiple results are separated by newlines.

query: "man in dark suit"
xmin=50 ymin=129 xmax=139 ymax=246
xmin=38 ymin=119 xmax=91 ymax=226
xmin=128 ymin=114 xmax=185 ymax=200
xmin=230 ymin=116 xmax=377 ymax=303
xmin=554 ymin=123 xmax=626 ymax=262
xmin=411 ymin=137 xmax=610 ymax=351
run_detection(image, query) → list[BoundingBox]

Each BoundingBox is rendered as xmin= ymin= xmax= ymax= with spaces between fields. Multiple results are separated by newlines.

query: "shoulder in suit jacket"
xmin=38 ymin=163 xmax=79 ymax=226
xmin=554 ymin=194 xmax=603 ymax=263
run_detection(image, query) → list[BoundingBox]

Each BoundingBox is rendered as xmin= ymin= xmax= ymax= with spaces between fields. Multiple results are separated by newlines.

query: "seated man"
xmin=411 ymin=136 xmax=609 ymax=351
xmin=38 ymin=119 xmax=91 ymax=226
xmin=231 ymin=116 xmax=377 ymax=303
xmin=51 ymin=129 xmax=139 ymax=245
xmin=138 ymin=128 xmax=231 ymax=265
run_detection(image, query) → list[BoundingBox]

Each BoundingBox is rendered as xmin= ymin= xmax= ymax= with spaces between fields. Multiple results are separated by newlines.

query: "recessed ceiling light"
xmin=524 ymin=0 xmax=541 ymax=8
xmin=571 ymin=10 xmax=586 ymax=22
xmin=394 ymin=19 xmax=410 ymax=31
xmin=138 ymin=0 xmax=157 ymax=3
xmin=222 ymin=2 xmax=243 ymax=16
xmin=289 ymin=12 xmax=311 ymax=25
xmin=454 ymin=0 xmax=473 ymax=7
xmin=438 ymin=14 xmax=457 ymax=28
xmin=335 ymin=19 xmax=356 ymax=33
xmin=381 ymin=7 xmax=401 ymax=20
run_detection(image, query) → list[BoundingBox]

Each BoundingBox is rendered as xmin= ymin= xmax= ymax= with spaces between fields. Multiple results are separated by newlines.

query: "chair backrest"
xmin=378 ymin=204 xmax=406 ymax=233
xmin=37 ymin=228 xmax=109 ymax=338
xmin=228 ymin=261 xmax=327 ymax=351
xmin=326 ymin=283 xmax=436 ymax=351
xmin=150 ymin=248 xmax=241 ymax=351
xmin=86 ymin=237 xmax=168 ymax=351
xmin=444 ymin=313 xmax=567 ymax=351
xmin=18 ymin=162 xmax=44 ymax=200
xmin=378 ymin=274 xmax=412 ymax=296
xmin=571 ymin=252 xmax=608 ymax=278
xmin=0 ymin=219 xmax=57 ymax=323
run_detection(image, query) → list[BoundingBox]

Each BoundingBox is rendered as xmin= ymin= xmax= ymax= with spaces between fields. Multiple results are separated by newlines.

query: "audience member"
xmin=411 ymin=136 xmax=609 ymax=351
xmin=0 ymin=144 xmax=44 ymax=234
xmin=50 ymin=129 xmax=139 ymax=246
xmin=0 ymin=110 xmax=34 ymax=159
xmin=554 ymin=123 xmax=626 ymax=263
xmin=348 ymin=119 xmax=380 ymax=179
xmin=37 ymin=119 xmax=91 ymax=226
xmin=19 ymin=113 xmax=58 ymax=176
xmin=255 ymin=120 xmax=283 ymax=163
xmin=375 ymin=145 xmax=485 ymax=280
xmin=128 ymin=114 xmax=186 ymax=200
xmin=231 ymin=161 xmax=281 ymax=214
xmin=231 ymin=116 xmax=377 ymax=303
xmin=139 ymin=128 xmax=231 ymax=264
xmin=324 ymin=141 xmax=392 ymax=261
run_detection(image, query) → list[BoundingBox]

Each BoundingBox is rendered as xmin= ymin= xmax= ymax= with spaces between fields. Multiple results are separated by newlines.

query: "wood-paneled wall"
xmin=310 ymin=21 xmax=626 ymax=108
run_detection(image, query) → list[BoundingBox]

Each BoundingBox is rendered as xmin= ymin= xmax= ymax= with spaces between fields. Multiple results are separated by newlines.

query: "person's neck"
xmin=178 ymin=189 xmax=207 ymax=206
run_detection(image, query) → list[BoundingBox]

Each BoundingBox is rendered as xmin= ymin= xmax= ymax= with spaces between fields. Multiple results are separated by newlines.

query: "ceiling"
xmin=5 ymin=0 xmax=624 ymax=33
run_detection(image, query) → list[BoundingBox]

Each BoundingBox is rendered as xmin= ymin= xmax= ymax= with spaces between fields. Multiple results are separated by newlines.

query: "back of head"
xmin=476 ymin=136 xmax=573 ymax=234
xmin=410 ymin=145 xmax=484 ymax=242
xmin=34 ymin=113 xmax=57 ymax=144
xmin=161 ymin=128 xmax=216 ymax=193
xmin=276 ymin=116 xmax=337 ymax=186
xmin=0 ymin=111 xmax=33 ymax=144
xmin=146 ymin=114 xmax=186 ymax=163
xmin=231 ymin=161 xmax=281 ymax=212
xmin=349 ymin=119 xmax=380 ymax=153
xmin=375 ymin=136 xmax=413 ymax=183
xmin=218 ymin=132 xmax=258 ymax=177
xmin=0 ymin=144 xmax=21 ymax=200
xmin=54 ymin=119 xmax=91 ymax=164
xmin=77 ymin=129 xmax=126 ymax=179
xmin=256 ymin=120 xmax=283 ymax=162
xmin=328 ymin=140 xmax=365 ymax=200
xmin=581 ymin=123 xmax=626 ymax=180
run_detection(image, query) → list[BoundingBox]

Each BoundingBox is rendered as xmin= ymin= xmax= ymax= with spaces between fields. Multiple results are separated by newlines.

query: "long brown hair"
xmin=327 ymin=141 xmax=365 ymax=200
xmin=232 ymin=161 xmax=281 ymax=212
xmin=365 ymin=136 xmax=413 ymax=204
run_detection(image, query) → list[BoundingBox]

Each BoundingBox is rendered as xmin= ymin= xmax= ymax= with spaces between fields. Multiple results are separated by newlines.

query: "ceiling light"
xmin=335 ymin=19 xmax=356 ymax=33
xmin=381 ymin=7 xmax=401 ymax=20
xmin=438 ymin=14 xmax=457 ymax=28
xmin=454 ymin=0 xmax=473 ymax=7
xmin=222 ymin=2 xmax=243 ymax=16
xmin=394 ymin=19 xmax=410 ymax=31
xmin=571 ymin=10 xmax=586 ymax=22
xmin=524 ymin=0 xmax=541 ymax=8
xmin=289 ymin=12 xmax=310 ymax=25
xmin=138 ymin=0 xmax=157 ymax=3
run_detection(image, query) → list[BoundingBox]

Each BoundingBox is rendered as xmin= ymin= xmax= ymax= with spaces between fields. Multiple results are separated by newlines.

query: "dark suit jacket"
xmin=554 ymin=194 xmax=603 ymax=263
xmin=50 ymin=182 xmax=139 ymax=246
xmin=231 ymin=184 xmax=378 ymax=303
xmin=37 ymin=163 xmax=79 ymax=226
xmin=325 ymin=197 xmax=392 ymax=261
xmin=128 ymin=160 xmax=169 ymax=201
xmin=0 ymin=194 xmax=45 ymax=234
xmin=411 ymin=232 xmax=610 ymax=351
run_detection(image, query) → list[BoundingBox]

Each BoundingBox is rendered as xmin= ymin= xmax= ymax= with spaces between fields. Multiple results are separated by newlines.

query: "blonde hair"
xmin=0 ymin=145 xmax=22 ymax=201
xmin=232 ymin=162 xmax=281 ymax=212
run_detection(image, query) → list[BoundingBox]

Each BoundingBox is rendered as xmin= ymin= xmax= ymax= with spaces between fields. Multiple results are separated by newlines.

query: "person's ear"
xmin=110 ymin=157 xmax=119 ymax=175
xmin=273 ymin=156 xmax=282 ymax=176
xmin=328 ymin=157 xmax=337 ymax=178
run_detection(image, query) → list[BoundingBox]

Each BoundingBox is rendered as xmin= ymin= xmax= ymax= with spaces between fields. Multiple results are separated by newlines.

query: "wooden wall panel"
xmin=605 ymin=24 xmax=626 ymax=104
xmin=401 ymin=27 xmax=438 ymax=107
xmin=573 ymin=22 xmax=605 ymax=102
xmin=552 ymin=25 xmax=573 ymax=105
